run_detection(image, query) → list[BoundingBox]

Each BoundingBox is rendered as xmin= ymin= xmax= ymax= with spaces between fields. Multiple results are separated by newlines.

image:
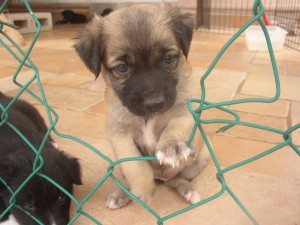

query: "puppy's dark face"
xmin=74 ymin=4 xmax=194 ymax=117
xmin=62 ymin=10 xmax=74 ymax=20
xmin=0 ymin=147 xmax=82 ymax=225
xmin=105 ymin=23 xmax=180 ymax=117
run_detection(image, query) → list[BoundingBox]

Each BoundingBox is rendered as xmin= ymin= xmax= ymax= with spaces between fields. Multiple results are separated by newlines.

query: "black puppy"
xmin=0 ymin=93 xmax=82 ymax=225
xmin=100 ymin=8 xmax=113 ymax=17
xmin=58 ymin=10 xmax=87 ymax=24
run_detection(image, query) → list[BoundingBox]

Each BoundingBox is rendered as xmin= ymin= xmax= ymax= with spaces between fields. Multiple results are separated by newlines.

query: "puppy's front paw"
xmin=156 ymin=141 xmax=196 ymax=168
xmin=106 ymin=179 xmax=155 ymax=209
xmin=106 ymin=189 xmax=131 ymax=209
xmin=182 ymin=189 xmax=201 ymax=204
xmin=131 ymin=188 xmax=153 ymax=204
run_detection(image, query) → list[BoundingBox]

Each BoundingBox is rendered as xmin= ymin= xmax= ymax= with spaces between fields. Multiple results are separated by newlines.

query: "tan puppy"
xmin=74 ymin=3 xmax=209 ymax=209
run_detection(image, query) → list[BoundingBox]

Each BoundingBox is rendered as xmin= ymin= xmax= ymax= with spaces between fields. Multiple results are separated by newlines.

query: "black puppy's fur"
xmin=100 ymin=8 xmax=113 ymax=17
xmin=0 ymin=93 xmax=82 ymax=225
xmin=58 ymin=10 xmax=87 ymax=24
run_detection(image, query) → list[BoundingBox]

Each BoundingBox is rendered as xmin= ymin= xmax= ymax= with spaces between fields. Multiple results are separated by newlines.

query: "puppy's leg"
xmin=163 ymin=136 xmax=210 ymax=204
xmin=106 ymin=171 xmax=131 ymax=209
xmin=156 ymin=113 xmax=211 ymax=168
xmin=180 ymin=142 xmax=210 ymax=180
xmin=106 ymin=132 xmax=155 ymax=209
xmin=165 ymin=148 xmax=210 ymax=204
xmin=106 ymin=186 xmax=131 ymax=209
xmin=165 ymin=175 xmax=201 ymax=204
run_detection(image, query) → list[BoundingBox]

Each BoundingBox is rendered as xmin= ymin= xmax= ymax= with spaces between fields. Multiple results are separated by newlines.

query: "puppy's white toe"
xmin=105 ymin=191 xmax=131 ymax=209
xmin=179 ymin=142 xmax=195 ymax=159
xmin=156 ymin=150 xmax=165 ymax=165
xmin=156 ymin=141 xmax=196 ymax=167
xmin=183 ymin=189 xmax=201 ymax=204
xmin=51 ymin=141 xmax=59 ymax=149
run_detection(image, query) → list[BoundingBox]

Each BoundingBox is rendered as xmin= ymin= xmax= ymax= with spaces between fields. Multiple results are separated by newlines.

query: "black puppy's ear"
xmin=0 ymin=159 xmax=16 ymax=184
xmin=163 ymin=4 xmax=194 ymax=58
xmin=74 ymin=15 xmax=103 ymax=78
xmin=0 ymin=153 xmax=24 ymax=189
xmin=65 ymin=157 xmax=82 ymax=185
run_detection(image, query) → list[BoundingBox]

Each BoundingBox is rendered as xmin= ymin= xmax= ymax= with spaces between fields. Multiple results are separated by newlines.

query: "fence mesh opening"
xmin=1 ymin=0 xmax=300 ymax=224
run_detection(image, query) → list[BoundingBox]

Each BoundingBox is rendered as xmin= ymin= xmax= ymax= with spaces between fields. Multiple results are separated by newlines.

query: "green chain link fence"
xmin=0 ymin=0 xmax=299 ymax=224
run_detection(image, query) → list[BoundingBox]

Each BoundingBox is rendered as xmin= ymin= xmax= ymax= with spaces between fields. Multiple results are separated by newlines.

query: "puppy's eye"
xmin=164 ymin=55 xmax=177 ymax=65
xmin=23 ymin=203 xmax=36 ymax=213
xmin=57 ymin=195 xmax=67 ymax=205
xmin=114 ymin=64 xmax=128 ymax=74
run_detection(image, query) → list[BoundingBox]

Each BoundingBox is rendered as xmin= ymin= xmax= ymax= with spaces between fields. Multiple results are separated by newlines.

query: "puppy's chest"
xmin=134 ymin=118 xmax=165 ymax=155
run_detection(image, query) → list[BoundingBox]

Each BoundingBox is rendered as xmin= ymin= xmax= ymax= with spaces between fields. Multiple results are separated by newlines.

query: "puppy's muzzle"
xmin=144 ymin=94 xmax=165 ymax=112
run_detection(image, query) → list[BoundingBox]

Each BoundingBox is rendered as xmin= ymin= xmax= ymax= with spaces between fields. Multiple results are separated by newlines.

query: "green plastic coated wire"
xmin=0 ymin=0 xmax=299 ymax=224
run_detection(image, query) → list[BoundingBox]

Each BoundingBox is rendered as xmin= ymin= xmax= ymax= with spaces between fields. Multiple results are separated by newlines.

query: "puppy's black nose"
xmin=144 ymin=95 xmax=165 ymax=112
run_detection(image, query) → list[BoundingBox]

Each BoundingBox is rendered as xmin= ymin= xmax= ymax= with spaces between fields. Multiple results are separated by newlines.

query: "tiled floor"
xmin=1 ymin=23 xmax=300 ymax=225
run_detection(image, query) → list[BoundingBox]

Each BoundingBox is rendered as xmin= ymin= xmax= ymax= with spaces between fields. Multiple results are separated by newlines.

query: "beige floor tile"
xmin=190 ymin=40 xmax=226 ymax=54
xmin=229 ymin=94 xmax=290 ymax=118
xmin=202 ymin=108 xmax=287 ymax=143
xmin=191 ymin=67 xmax=246 ymax=102
xmin=211 ymin=135 xmax=300 ymax=179
xmin=192 ymin=33 xmax=287 ymax=76
xmin=287 ymin=61 xmax=300 ymax=77
xmin=0 ymin=52 xmax=22 ymax=68
xmin=252 ymin=58 xmax=287 ymax=75
xmin=188 ymin=53 xmax=214 ymax=68
xmin=33 ymin=38 xmax=74 ymax=50
xmin=0 ymin=70 xmax=58 ymax=93
xmin=217 ymin=169 xmax=300 ymax=225
xmin=291 ymin=101 xmax=300 ymax=146
xmin=36 ymin=105 xmax=107 ymax=141
xmin=80 ymin=76 xmax=106 ymax=93
xmin=189 ymin=47 xmax=256 ymax=68
xmin=193 ymin=32 xmax=233 ymax=47
xmin=226 ymin=112 xmax=287 ymax=143
xmin=241 ymin=73 xmax=300 ymax=101
xmin=22 ymin=25 xmax=83 ymax=42
xmin=221 ymin=50 xmax=257 ymax=64
xmin=0 ymin=66 xmax=23 ymax=79
xmin=27 ymin=48 xmax=92 ymax=75
xmin=85 ymin=100 xmax=108 ymax=116
xmin=215 ymin=60 xmax=286 ymax=76
xmin=7 ymin=84 xmax=103 ymax=112
xmin=42 ymin=72 xmax=94 ymax=88
xmin=256 ymin=47 xmax=300 ymax=63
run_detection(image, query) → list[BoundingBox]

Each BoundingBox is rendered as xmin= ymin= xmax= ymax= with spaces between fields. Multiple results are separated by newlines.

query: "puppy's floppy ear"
xmin=163 ymin=4 xmax=194 ymax=58
xmin=0 ymin=151 xmax=29 ymax=188
xmin=0 ymin=158 xmax=17 ymax=185
xmin=74 ymin=15 xmax=103 ymax=78
xmin=65 ymin=156 xmax=82 ymax=185
xmin=0 ymin=159 xmax=14 ymax=193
